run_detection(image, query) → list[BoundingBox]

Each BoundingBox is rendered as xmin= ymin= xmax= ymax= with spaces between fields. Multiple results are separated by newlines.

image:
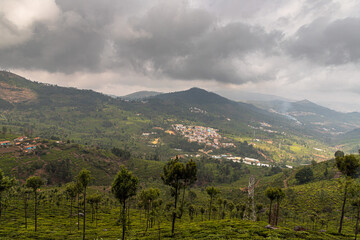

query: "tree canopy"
xmin=295 ymin=167 xmax=314 ymax=184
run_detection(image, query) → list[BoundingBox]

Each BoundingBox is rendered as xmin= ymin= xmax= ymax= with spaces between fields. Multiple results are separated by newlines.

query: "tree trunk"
xmin=0 ymin=194 xmax=2 ymax=223
xmin=122 ymin=200 xmax=126 ymax=240
xmin=70 ymin=198 xmax=73 ymax=217
xmin=268 ymin=200 xmax=273 ymax=224
xmin=275 ymin=202 xmax=280 ymax=226
xmin=95 ymin=206 xmax=98 ymax=228
xmin=70 ymin=198 xmax=73 ymax=233
xmin=83 ymin=189 xmax=86 ymax=240
xmin=145 ymin=206 xmax=149 ymax=233
xmin=158 ymin=218 xmax=161 ymax=240
xmin=180 ymin=185 xmax=186 ymax=215
xmin=339 ymin=183 xmax=348 ymax=233
xmin=35 ymin=191 xmax=38 ymax=232
xmin=25 ymin=197 xmax=28 ymax=229
xmin=171 ymin=187 xmax=178 ymax=236
xmin=355 ymin=206 xmax=360 ymax=240
xmin=128 ymin=201 xmax=131 ymax=230
xmin=209 ymin=197 xmax=213 ymax=221
xmin=91 ymin=204 xmax=94 ymax=222
xmin=77 ymin=193 xmax=80 ymax=231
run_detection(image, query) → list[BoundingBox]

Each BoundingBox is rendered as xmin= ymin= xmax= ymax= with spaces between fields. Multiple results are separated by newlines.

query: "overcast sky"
xmin=1 ymin=0 xmax=360 ymax=112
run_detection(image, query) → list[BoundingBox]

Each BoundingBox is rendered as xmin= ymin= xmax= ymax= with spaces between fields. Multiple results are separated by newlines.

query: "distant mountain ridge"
xmin=154 ymin=87 xmax=232 ymax=104
xmin=0 ymin=71 xmax=110 ymax=109
xmin=1 ymin=70 xmax=360 ymax=157
xmin=216 ymin=89 xmax=292 ymax=102
xmin=121 ymin=91 xmax=162 ymax=100
xmin=252 ymin=98 xmax=360 ymax=138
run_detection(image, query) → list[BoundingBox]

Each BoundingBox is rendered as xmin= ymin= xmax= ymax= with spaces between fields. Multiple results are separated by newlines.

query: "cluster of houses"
xmin=210 ymin=155 xmax=293 ymax=169
xmin=248 ymin=122 xmax=278 ymax=134
xmin=211 ymin=155 xmax=271 ymax=167
xmin=172 ymin=124 xmax=235 ymax=149
xmin=189 ymin=107 xmax=207 ymax=114
xmin=0 ymin=136 xmax=41 ymax=153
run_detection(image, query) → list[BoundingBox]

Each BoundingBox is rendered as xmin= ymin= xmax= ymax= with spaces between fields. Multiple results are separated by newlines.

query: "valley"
xmin=0 ymin=71 xmax=360 ymax=239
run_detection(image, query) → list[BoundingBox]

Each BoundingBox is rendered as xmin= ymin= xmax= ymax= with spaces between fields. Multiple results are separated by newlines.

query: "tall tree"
xmin=274 ymin=188 xmax=285 ymax=226
xmin=65 ymin=182 xmax=78 ymax=232
xmin=180 ymin=159 xmax=197 ymax=214
xmin=65 ymin=182 xmax=77 ymax=217
xmin=112 ymin=166 xmax=138 ymax=240
xmin=26 ymin=176 xmax=44 ymax=232
xmin=0 ymin=170 xmax=15 ymax=222
xmin=350 ymin=182 xmax=360 ymax=240
xmin=200 ymin=207 xmax=205 ymax=221
xmin=87 ymin=193 xmax=102 ymax=226
xmin=21 ymin=187 xmax=32 ymax=229
xmin=161 ymin=157 xmax=197 ymax=236
xmin=188 ymin=205 xmax=195 ymax=221
xmin=139 ymin=188 xmax=160 ymax=232
xmin=336 ymin=154 xmax=360 ymax=233
xmin=75 ymin=181 xmax=82 ymax=231
xmin=206 ymin=186 xmax=219 ymax=220
xmin=265 ymin=187 xmax=277 ymax=225
xmin=77 ymin=169 xmax=92 ymax=240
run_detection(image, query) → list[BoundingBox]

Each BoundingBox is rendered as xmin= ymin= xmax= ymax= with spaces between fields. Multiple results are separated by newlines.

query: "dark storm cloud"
xmin=2 ymin=0 xmax=360 ymax=88
xmin=0 ymin=0 xmax=115 ymax=73
xmin=113 ymin=3 xmax=281 ymax=83
xmin=163 ymin=23 xmax=281 ymax=83
xmin=0 ymin=22 xmax=105 ymax=73
xmin=0 ymin=0 xmax=280 ymax=83
xmin=288 ymin=17 xmax=360 ymax=65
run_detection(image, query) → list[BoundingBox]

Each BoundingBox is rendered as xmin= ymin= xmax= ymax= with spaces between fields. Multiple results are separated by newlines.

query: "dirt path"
xmin=257 ymin=151 xmax=274 ymax=163
xmin=283 ymin=170 xmax=295 ymax=188
xmin=255 ymin=179 xmax=260 ymax=188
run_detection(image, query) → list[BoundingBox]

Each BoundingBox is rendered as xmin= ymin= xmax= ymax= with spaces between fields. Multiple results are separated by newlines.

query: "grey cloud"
xmin=288 ymin=17 xmax=360 ymax=65
xmin=0 ymin=0 xmax=149 ymax=73
xmin=0 ymin=0 xmax=119 ymax=73
xmin=0 ymin=20 xmax=105 ymax=73
xmin=165 ymin=23 xmax=281 ymax=83
xmin=0 ymin=0 xmax=281 ymax=84
xmin=114 ymin=3 xmax=280 ymax=83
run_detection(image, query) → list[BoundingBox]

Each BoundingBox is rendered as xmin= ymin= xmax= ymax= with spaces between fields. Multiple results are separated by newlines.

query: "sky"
xmin=1 ymin=0 xmax=360 ymax=112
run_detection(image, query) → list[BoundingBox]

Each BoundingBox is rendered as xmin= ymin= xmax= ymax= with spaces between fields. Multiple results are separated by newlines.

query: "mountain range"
xmin=1 ymin=71 xmax=360 ymax=164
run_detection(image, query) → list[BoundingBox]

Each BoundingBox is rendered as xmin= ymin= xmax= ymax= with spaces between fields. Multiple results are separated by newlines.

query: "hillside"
xmin=0 ymin=71 xmax=343 ymax=165
xmin=0 ymin=141 xmax=358 ymax=239
xmin=252 ymin=99 xmax=360 ymax=140
xmin=0 ymin=71 xmax=111 ymax=109
xmin=121 ymin=90 xmax=162 ymax=100
xmin=128 ymin=87 xmax=297 ymax=136
xmin=0 ymin=139 xmax=125 ymax=185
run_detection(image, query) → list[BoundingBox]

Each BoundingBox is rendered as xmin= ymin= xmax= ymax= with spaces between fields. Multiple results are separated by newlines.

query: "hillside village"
xmin=172 ymin=124 xmax=236 ymax=149
xmin=140 ymin=124 xmax=288 ymax=168
xmin=0 ymin=136 xmax=49 ymax=154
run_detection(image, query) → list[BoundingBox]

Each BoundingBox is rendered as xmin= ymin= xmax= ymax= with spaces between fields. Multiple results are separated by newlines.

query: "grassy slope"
xmin=0 ymin=142 xmax=125 ymax=185
xmin=0 ymin=188 xmax=351 ymax=240
xmin=0 ymin=143 xmax=359 ymax=239
xmin=0 ymin=71 xmax=338 ymax=166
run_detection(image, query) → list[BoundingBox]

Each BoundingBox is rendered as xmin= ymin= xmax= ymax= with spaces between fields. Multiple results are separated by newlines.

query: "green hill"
xmin=252 ymin=98 xmax=360 ymax=141
xmin=0 ymin=141 xmax=126 ymax=185
xmin=0 ymin=71 xmax=344 ymax=165
xmin=121 ymin=90 xmax=162 ymax=100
